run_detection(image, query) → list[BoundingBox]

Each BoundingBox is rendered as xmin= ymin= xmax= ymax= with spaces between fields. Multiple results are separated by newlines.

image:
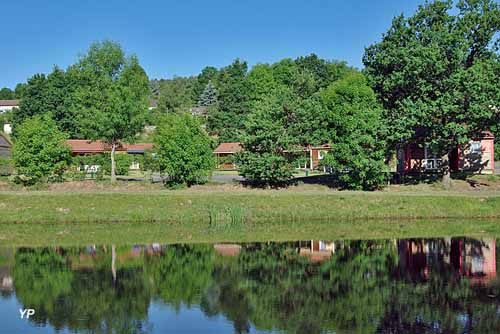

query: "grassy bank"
xmin=1 ymin=186 xmax=500 ymax=245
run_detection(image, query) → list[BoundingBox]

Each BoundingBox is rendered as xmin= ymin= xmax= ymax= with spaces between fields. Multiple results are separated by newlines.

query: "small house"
xmin=213 ymin=142 xmax=243 ymax=170
xmin=0 ymin=100 xmax=19 ymax=113
xmin=66 ymin=140 xmax=153 ymax=172
xmin=397 ymin=132 xmax=494 ymax=175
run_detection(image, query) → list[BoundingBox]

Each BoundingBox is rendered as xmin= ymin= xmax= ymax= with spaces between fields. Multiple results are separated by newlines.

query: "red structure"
xmin=397 ymin=132 xmax=494 ymax=174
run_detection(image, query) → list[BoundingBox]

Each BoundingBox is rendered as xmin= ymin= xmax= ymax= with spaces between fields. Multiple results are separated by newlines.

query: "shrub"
xmin=154 ymin=114 xmax=214 ymax=187
xmin=12 ymin=115 xmax=71 ymax=184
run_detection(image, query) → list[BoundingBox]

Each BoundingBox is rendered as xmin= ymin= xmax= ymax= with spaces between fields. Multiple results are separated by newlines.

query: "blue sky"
xmin=1 ymin=0 xmax=425 ymax=88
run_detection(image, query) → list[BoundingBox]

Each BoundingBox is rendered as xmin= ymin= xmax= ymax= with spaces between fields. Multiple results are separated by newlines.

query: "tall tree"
xmin=207 ymin=59 xmax=250 ymax=142
xmin=363 ymin=0 xmax=500 ymax=187
xmin=157 ymin=76 xmax=196 ymax=113
xmin=197 ymin=80 xmax=217 ymax=107
xmin=320 ymin=73 xmax=387 ymax=190
xmin=74 ymin=40 xmax=150 ymax=182
xmin=238 ymin=87 xmax=298 ymax=186
xmin=192 ymin=66 xmax=219 ymax=102
xmin=12 ymin=114 xmax=71 ymax=184
xmin=154 ymin=113 xmax=214 ymax=187
xmin=0 ymin=87 xmax=15 ymax=99
xmin=14 ymin=68 xmax=79 ymax=137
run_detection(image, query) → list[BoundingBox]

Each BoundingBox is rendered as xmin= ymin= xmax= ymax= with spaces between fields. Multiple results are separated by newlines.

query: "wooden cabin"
xmin=397 ymin=132 xmax=494 ymax=175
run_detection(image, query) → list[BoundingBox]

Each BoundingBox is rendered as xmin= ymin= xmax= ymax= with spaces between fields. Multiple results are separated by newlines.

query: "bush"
xmin=238 ymin=152 xmax=294 ymax=186
xmin=12 ymin=115 xmax=71 ymax=185
xmin=154 ymin=114 xmax=214 ymax=187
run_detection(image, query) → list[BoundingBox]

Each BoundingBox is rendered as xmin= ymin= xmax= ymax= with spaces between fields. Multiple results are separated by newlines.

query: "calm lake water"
xmin=1 ymin=238 xmax=499 ymax=334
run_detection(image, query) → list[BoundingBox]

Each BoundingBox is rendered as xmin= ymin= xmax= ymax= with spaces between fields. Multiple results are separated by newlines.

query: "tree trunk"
xmin=111 ymin=143 xmax=116 ymax=183
xmin=441 ymin=152 xmax=451 ymax=189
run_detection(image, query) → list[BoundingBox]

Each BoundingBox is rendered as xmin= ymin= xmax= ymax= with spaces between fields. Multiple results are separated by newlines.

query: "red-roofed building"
xmin=213 ymin=142 xmax=243 ymax=170
xmin=66 ymin=140 xmax=154 ymax=172
xmin=397 ymin=132 xmax=495 ymax=175
xmin=0 ymin=100 xmax=19 ymax=113
xmin=213 ymin=142 xmax=332 ymax=170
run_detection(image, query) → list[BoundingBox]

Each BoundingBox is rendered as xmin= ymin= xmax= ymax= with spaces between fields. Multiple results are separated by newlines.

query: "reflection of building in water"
xmin=213 ymin=244 xmax=242 ymax=257
xmin=298 ymin=240 xmax=336 ymax=262
xmin=0 ymin=266 xmax=13 ymax=291
xmin=398 ymin=238 xmax=496 ymax=283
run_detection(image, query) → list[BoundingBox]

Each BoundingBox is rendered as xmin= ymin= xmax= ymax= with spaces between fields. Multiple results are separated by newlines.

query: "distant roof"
xmin=214 ymin=142 xmax=243 ymax=154
xmin=0 ymin=100 xmax=19 ymax=107
xmin=126 ymin=143 xmax=154 ymax=153
xmin=66 ymin=140 xmax=114 ymax=153
xmin=66 ymin=140 xmax=154 ymax=154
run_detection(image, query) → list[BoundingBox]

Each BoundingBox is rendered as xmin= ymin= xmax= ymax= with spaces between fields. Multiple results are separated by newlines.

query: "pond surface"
xmin=1 ymin=238 xmax=499 ymax=334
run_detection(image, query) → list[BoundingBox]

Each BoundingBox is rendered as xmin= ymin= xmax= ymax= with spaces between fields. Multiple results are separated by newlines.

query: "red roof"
xmin=0 ymin=100 xmax=19 ymax=107
xmin=214 ymin=142 xmax=243 ymax=154
xmin=126 ymin=143 xmax=154 ymax=153
xmin=66 ymin=140 xmax=115 ymax=153
xmin=66 ymin=140 xmax=154 ymax=154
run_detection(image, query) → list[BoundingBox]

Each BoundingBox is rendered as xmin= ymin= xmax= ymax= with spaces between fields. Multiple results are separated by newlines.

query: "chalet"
xmin=0 ymin=100 xmax=17 ymax=134
xmin=66 ymin=140 xmax=153 ymax=172
xmin=213 ymin=142 xmax=243 ymax=170
xmin=397 ymin=132 xmax=495 ymax=175
xmin=0 ymin=99 xmax=19 ymax=113
xmin=302 ymin=144 xmax=331 ymax=170
xmin=213 ymin=142 xmax=332 ymax=171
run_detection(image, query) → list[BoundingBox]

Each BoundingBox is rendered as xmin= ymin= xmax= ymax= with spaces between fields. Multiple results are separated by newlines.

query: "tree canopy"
xmin=363 ymin=0 xmax=500 ymax=185
xmin=12 ymin=114 xmax=71 ymax=184
xmin=154 ymin=113 xmax=214 ymax=187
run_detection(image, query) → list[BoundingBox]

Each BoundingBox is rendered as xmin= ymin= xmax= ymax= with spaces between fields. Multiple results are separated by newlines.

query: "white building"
xmin=0 ymin=100 xmax=19 ymax=113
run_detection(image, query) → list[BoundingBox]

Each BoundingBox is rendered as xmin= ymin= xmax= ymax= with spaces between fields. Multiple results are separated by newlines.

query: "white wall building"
xmin=0 ymin=100 xmax=19 ymax=113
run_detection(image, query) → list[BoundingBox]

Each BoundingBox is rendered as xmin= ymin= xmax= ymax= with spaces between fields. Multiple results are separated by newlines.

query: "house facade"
xmin=213 ymin=142 xmax=332 ymax=171
xmin=397 ymin=132 xmax=495 ymax=175
xmin=0 ymin=100 xmax=17 ymax=135
xmin=213 ymin=142 xmax=243 ymax=170
xmin=0 ymin=100 xmax=19 ymax=113
xmin=66 ymin=140 xmax=153 ymax=172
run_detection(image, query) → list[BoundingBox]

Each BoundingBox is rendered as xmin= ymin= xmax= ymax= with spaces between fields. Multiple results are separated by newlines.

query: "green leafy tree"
xmin=14 ymin=83 xmax=27 ymax=99
xmin=197 ymin=80 xmax=217 ymax=107
xmin=0 ymin=87 xmax=15 ymax=99
xmin=363 ymin=0 xmax=500 ymax=187
xmin=320 ymin=73 xmax=388 ymax=190
xmin=14 ymin=67 xmax=79 ymax=137
xmin=12 ymin=115 xmax=71 ymax=184
xmin=207 ymin=59 xmax=250 ymax=142
xmin=238 ymin=88 xmax=298 ymax=186
xmin=192 ymin=66 xmax=219 ymax=101
xmin=157 ymin=76 xmax=197 ymax=113
xmin=154 ymin=113 xmax=214 ymax=186
xmin=73 ymin=40 xmax=150 ymax=182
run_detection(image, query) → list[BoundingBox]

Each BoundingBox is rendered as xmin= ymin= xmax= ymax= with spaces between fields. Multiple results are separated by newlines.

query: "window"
xmin=318 ymin=150 xmax=327 ymax=160
xmin=470 ymin=141 xmax=481 ymax=154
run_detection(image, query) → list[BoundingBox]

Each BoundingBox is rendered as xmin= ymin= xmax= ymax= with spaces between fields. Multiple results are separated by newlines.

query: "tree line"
xmin=2 ymin=0 xmax=499 ymax=189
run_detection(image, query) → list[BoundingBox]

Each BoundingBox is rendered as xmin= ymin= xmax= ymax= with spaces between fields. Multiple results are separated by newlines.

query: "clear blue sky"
xmin=1 ymin=0 xmax=425 ymax=88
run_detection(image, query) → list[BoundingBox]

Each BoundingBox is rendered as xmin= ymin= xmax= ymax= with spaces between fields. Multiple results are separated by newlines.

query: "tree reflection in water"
xmin=0 ymin=238 xmax=498 ymax=334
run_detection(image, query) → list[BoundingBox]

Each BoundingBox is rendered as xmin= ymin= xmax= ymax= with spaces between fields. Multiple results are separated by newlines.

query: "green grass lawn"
xmin=1 ymin=187 xmax=500 ymax=246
